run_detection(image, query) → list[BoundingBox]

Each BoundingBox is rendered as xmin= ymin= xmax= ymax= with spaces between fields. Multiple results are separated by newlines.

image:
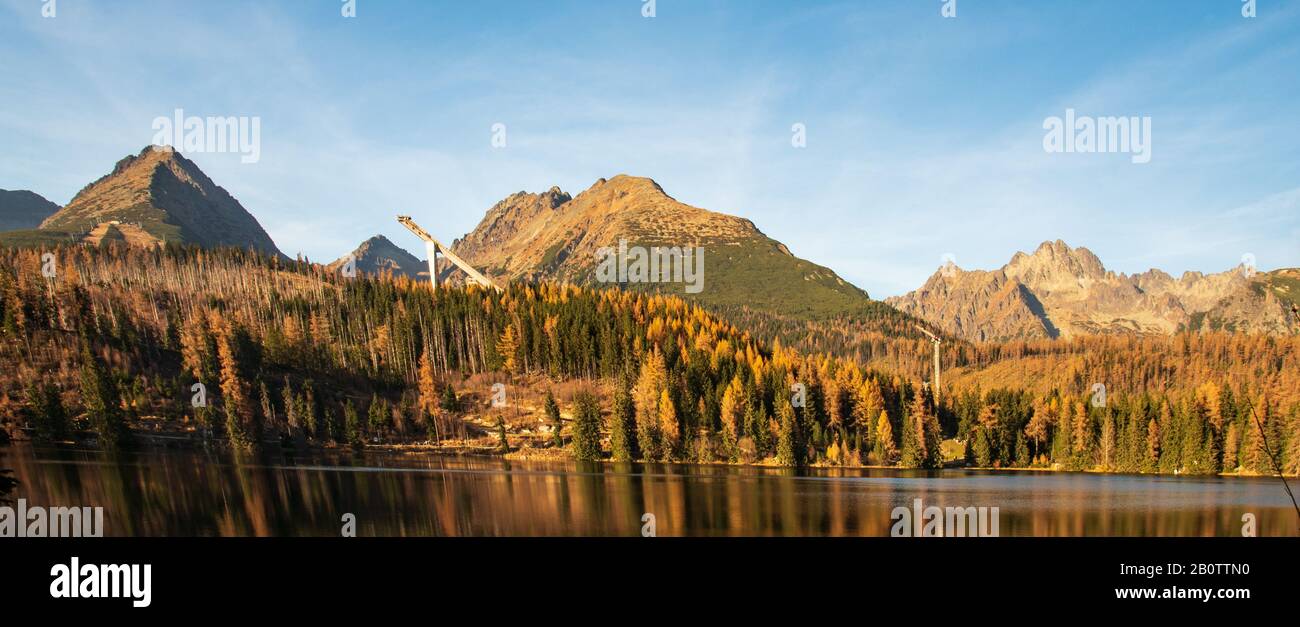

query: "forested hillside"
xmin=0 ymin=243 xmax=1297 ymax=475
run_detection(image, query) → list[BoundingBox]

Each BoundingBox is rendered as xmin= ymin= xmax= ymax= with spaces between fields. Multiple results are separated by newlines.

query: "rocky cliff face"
xmin=888 ymin=240 xmax=1296 ymax=341
xmin=39 ymin=145 xmax=283 ymax=256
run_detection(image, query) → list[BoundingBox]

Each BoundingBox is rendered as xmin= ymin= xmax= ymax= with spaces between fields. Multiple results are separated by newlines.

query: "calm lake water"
xmin=2 ymin=442 xmax=1297 ymax=537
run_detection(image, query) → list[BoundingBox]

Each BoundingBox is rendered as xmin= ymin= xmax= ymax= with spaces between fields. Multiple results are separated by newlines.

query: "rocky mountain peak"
xmin=446 ymin=175 xmax=872 ymax=316
xmin=37 ymin=146 xmax=283 ymax=256
xmin=890 ymin=239 xmax=1296 ymax=341
xmin=576 ymin=174 xmax=671 ymax=204
xmin=329 ymin=234 xmax=424 ymax=278
xmin=1006 ymin=239 xmax=1107 ymax=284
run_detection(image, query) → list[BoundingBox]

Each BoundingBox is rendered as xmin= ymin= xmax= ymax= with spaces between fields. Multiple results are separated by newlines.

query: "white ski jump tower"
xmin=914 ymin=323 xmax=942 ymax=401
xmin=397 ymin=215 xmax=501 ymax=292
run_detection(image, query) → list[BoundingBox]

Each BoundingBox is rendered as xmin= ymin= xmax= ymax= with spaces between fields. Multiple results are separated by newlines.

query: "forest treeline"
xmin=725 ymin=306 xmax=1300 ymax=410
xmin=1 ymin=243 xmax=1298 ymax=474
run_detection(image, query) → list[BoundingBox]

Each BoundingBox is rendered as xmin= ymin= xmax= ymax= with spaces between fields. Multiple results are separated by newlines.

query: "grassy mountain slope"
xmin=450 ymin=175 xmax=871 ymax=319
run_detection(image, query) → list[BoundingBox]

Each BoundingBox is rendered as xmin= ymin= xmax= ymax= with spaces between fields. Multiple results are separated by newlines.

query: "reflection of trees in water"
xmin=4 ymin=444 xmax=1299 ymax=536
xmin=0 ymin=468 xmax=16 ymax=505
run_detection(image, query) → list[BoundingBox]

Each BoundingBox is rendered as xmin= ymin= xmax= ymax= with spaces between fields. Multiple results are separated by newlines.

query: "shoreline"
xmin=6 ymin=432 xmax=1293 ymax=479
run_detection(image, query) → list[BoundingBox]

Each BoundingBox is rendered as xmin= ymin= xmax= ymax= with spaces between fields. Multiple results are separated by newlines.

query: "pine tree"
xmin=497 ymin=322 xmax=520 ymax=374
xmin=1071 ymin=400 xmax=1091 ymax=464
xmin=1223 ymin=422 xmax=1240 ymax=472
xmin=1181 ymin=405 xmax=1207 ymax=474
xmin=441 ymin=381 xmax=464 ymax=441
xmin=1119 ymin=407 xmax=1143 ymax=472
xmin=194 ymin=401 xmax=215 ymax=438
xmin=417 ymin=350 xmax=439 ymax=441
xmin=25 ymin=381 xmax=70 ymax=442
xmin=180 ymin=314 xmax=218 ymax=384
xmin=282 ymin=377 xmax=300 ymax=435
xmin=1099 ymin=412 xmax=1117 ymax=471
xmin=439 ymin=383 xmax=459 ymax=413
xmin=854 ymin=379 xmax=885 ymax=444
xmin=304 ymin=380 xmax=320 ymax=439
xmin=719 ymin=375 xmax=744 ymax=460
xmin=610 ymin=383 xmax=638 ymax=461
xmin=344 ymin=399 xmax=363 ymax=448
xmin=1014 ymin=432 xmax=1031 ymax=467
xmin=825 ymin=378 xmax=847 ymax=430
xmin=1145 ymin=418 xmax=1161 ymax=473
xmin=217 ymin=323 xmax=258 ymax=449
xmin=776 ymin=395 xmax=802 ymax=467
xmin=1283 ymin=409 xmax=1300 ymax=476
xmin=25 ymin=382 xmax=62 ymax=440
xmin=872 ymin=410 xmax=897 ymax=465
xmin=79 ymin=337 xmax=128 ymax=448
xmin=1025 ymin=396 xmax=1052 ymax=460
xmin=1157 ymin=401 xmax=1180 ymax=474
xmin=657 ymin=389 xmax=679 ymax=459
xmin=323 ymin=406 xmax=337 ymax=444
xmin=745 ymin=402 xmax=772 ymax=457
xmin=544 ymin=390 xmax=562 ymax=447
xmin=901 ymin=384 xmax=940 ymax=469
xmin=976 ymin=402 xmax=1000 ymax=465
xmin=1245 ymin=397 xmax=1275 ymax=474
xmin=972 ymin=427 xmax=993 ymax=467
xmin=633 ymin=349 xmax=667 ymax=460
xmin=495 ymin=416 xmax=509 ymax=453
xmin=258 ymin=381 xmax=275 ymax=435
xmin=571 ymin=391 xmax=603 ymax=461
xmin=367 ymin=394 xmax=389 ymax=438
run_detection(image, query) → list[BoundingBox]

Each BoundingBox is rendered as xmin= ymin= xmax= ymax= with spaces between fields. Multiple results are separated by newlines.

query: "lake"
xmin=2 ymin=443 xmax=1296 ymax=537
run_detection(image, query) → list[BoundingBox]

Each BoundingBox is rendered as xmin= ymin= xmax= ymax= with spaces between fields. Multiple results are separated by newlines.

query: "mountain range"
xmin=2 ymin=146 xmax=1294 ymax=341
xmin=887 ymin=240 xmax=1299 ymax=341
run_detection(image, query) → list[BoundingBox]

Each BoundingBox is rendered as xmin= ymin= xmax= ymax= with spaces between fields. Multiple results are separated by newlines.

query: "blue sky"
xmin=2 ymin=0 xmax=1297 ymax=297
